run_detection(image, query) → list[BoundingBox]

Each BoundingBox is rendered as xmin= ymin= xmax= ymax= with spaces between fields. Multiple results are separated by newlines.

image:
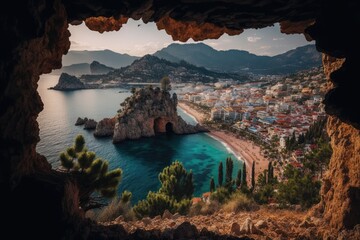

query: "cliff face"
xmin=317 ymin=55 xmax=360 ymax=232
xmin=1 ymin=0 xmax=360 ymax=239
xmin=95 ymin=88 xmax=207 ymax=142
xmin=52 ymin=73 xmax=85 ymax=90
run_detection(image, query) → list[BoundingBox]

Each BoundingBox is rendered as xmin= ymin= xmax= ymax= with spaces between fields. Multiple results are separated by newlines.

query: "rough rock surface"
xmin=75 ymin=117 xmax=87 ymax=126
xmin=84 ymin=119 xmax=97 ymax=130
xmin=95 ymin=88 xmax=208 ymax=142
xmin=52 ymin=73 xmax=85 ymax=90
xmin=1 ymin=0 xmax=360 ymax=239
xmin=315 ymin=55 xmax=360 ymax=232
xmin=107 ymin=208 xmax=315 ymax=239
xmin=94 ymin=118 xmax=116 ymax=137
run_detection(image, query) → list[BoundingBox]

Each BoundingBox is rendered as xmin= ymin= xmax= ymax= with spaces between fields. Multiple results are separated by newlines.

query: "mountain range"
xmin=154 ymin=43 xmax=321 ymax=74
xmin=57 ymin=43 xmax=321 ymax=76
xmin=61 ymin=49 xmax=139 ymax=69
xmin=79 ymin=55 xmax=249 ymax=84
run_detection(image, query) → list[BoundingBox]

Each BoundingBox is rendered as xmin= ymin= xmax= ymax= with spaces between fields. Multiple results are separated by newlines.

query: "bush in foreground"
xmin=133 ymin=161 xmax=194 ymax=218
xmin=59 ymin=135 xmax=122 ymax=211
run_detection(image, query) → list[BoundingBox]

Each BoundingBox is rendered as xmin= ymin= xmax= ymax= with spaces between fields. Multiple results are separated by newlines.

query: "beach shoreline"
xmin=178 ymin=102 xmax=269 ymax=182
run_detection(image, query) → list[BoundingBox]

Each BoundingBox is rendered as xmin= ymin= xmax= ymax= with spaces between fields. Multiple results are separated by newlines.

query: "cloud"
xmin=272 ymin=37 xmax=284 ymax=41
xmin=131 ymin=41 xmax=172 ymax=55
xmin=207 ymin=42 xmax=220 ymax=47
xmin=247 ymin=36 xmax=262 ymax=43
xmin=259 ymin=45 xmax=271 ymax=50
xmin=70 ymin=41 xmax=104 ymax=51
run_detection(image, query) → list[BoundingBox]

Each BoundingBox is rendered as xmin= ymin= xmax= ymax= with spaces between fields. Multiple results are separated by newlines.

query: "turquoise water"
xmin=37 ymin=74 xmax=242 ymax=203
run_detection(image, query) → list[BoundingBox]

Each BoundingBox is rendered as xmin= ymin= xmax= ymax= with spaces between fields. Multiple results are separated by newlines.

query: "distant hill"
xmin=80 ymin=55 xmax=249 ymax=84
xmin=53 ymin=63 xmax=91 ymax=76
xmin=61 ymin=49 xmax=139 ymax=69
xmin=154 ymin=43 xmax=321 ymax=74
xmin=90 ymin=61 xmax=114 ymax=74
xmin=52 ymin=61 xmax=115 ymax=76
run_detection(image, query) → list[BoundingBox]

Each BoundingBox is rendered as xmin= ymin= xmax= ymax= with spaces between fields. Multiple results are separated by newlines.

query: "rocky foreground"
xmin=94 ymin=87 xmax=208 ymax=142
xmin=101 ymin=208 xmax=360 ymax=240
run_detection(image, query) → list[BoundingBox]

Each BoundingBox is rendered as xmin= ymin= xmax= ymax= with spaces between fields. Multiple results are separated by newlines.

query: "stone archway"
xmin=154 ymin=117 xmax=173 ymax=134
xmin=165 ymin=122 xmax=173 ymax=134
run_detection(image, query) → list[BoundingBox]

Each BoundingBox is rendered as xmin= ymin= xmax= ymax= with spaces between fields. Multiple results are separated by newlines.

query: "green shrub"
xmin=133 ymin=161 xmax=194 ymax=218
xmin=254 ymin=184 xmax=274 ymax=204
xmin=210 ymin=187 xmax=231 ymax=204
xmin=133 ymin=192 xmax=191 ymax=218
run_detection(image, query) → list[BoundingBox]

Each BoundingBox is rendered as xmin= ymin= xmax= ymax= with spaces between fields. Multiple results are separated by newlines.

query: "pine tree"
xmin=236 ymin=169 xmax=242 ymax=188
xmin=251 ymin=161 xmax=255 ymax=191
xmin=210 ymin=177 xmax=215 ymax=192
xmin=267 ymin=162 xmax=273 ymax=184
xmin=242 ymin=162 xmax=247 ymax=187
xmin=158 ymin=161 xmax=194 ymax=201
xmin=225 ymin=157 xmax=234 ymax=185
xmin=134 ymin=161 xmax=193 ymax=218
xmin=160 ymin=76 xmax=171 ymax=92
xmin=59 ymin=135 xmax=122 ymax=211
xmin=218 ymin=161 xmax=223 ymax=186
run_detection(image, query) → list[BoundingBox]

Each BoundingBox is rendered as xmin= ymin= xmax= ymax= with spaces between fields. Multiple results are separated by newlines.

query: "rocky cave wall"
xmin=0 ymin=0 xmax=359 ymax=238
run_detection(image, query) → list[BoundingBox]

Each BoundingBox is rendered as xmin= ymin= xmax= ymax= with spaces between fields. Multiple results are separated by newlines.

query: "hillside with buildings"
xmin=177 ymin=67 xmax=328 ymax=178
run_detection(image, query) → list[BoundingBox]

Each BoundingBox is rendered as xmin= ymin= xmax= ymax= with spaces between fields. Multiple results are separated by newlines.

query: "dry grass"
xmin=222 ymin=192 xmax=259 ymax=213
xmin=86 ymin=197 xmax=135 ymax=222
xmin=189 ymin=201 xmax=220 ymax=216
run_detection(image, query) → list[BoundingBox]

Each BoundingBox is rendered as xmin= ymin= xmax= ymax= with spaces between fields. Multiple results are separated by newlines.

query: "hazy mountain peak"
xmin=154 ymin=43 xmax=320 ymax=74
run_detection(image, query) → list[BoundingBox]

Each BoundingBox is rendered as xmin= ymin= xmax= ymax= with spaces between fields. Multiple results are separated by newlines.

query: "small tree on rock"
xmin=160 ymin=76 xmax=171 ymax=92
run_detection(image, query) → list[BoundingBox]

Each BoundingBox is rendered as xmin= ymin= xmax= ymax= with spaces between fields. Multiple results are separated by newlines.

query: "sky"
xmin=69 ymin=19 xmax=312 ymax=57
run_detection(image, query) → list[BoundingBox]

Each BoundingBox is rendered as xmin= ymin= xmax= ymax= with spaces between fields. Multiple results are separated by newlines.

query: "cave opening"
xmin=2 ymin=1 xmax=360 ymax=239
xmin=165 ymin=122 xmax=173 ymax=134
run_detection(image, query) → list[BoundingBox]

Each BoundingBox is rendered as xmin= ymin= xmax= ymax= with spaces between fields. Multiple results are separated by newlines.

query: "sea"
xmin=37 ymin=74 xmax=243 ymax=203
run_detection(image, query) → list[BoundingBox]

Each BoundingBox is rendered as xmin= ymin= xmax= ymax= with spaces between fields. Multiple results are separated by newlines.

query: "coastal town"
xmin=176 ymin=67 xmax=328 ymax=180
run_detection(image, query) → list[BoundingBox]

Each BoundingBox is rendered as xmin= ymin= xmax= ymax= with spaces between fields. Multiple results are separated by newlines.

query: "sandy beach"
xmin=178 ymin=102 xmax=269 ymax=182
xmin=178 ymin=102 xmax=208 ymax=123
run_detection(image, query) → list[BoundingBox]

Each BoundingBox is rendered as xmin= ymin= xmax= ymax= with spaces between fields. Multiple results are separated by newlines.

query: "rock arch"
xmin=154 ymin=117 xmax=174 ymax=134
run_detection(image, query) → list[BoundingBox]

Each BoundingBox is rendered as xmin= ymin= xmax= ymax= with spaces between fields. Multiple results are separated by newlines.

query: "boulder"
xmin=230 ymin=222 xmax=241 ymax=235
xmin=240 ymin=217 xmax=253 ymax=234
xmin=94 ymin=118 xmax=115 ymax=137
xmin=173 ymin=222 xmax=199 ymax=239
xmin=255 ymin=220 xmax=268 ymax=229
xmin=162 ymin=209 xmax=173 ymax=220
xmin=75 ymin=117 xmax=86 ymax=125
xmin=84 ymin=119 xmax=97 ymax=129
xmin=142 ymin=217 xmax=151 ymax=226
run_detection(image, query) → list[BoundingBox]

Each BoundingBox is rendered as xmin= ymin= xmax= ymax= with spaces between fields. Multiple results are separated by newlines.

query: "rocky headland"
xmin=75 ymin=117 xmax=98 ymax=130
xmin=94 ymin=87 xmax=208 ymax=142
xmin=51 ymin=73 xmax=85 ymax=90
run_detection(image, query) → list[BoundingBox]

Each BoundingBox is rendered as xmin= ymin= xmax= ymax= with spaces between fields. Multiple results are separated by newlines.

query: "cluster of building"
xmin=177 ymin=67 xmax=327 ymax=152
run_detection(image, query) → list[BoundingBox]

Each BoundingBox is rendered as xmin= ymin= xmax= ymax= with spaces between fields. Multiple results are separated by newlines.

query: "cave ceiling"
xmin=64 ymin=0 xmax=322 ymax=41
